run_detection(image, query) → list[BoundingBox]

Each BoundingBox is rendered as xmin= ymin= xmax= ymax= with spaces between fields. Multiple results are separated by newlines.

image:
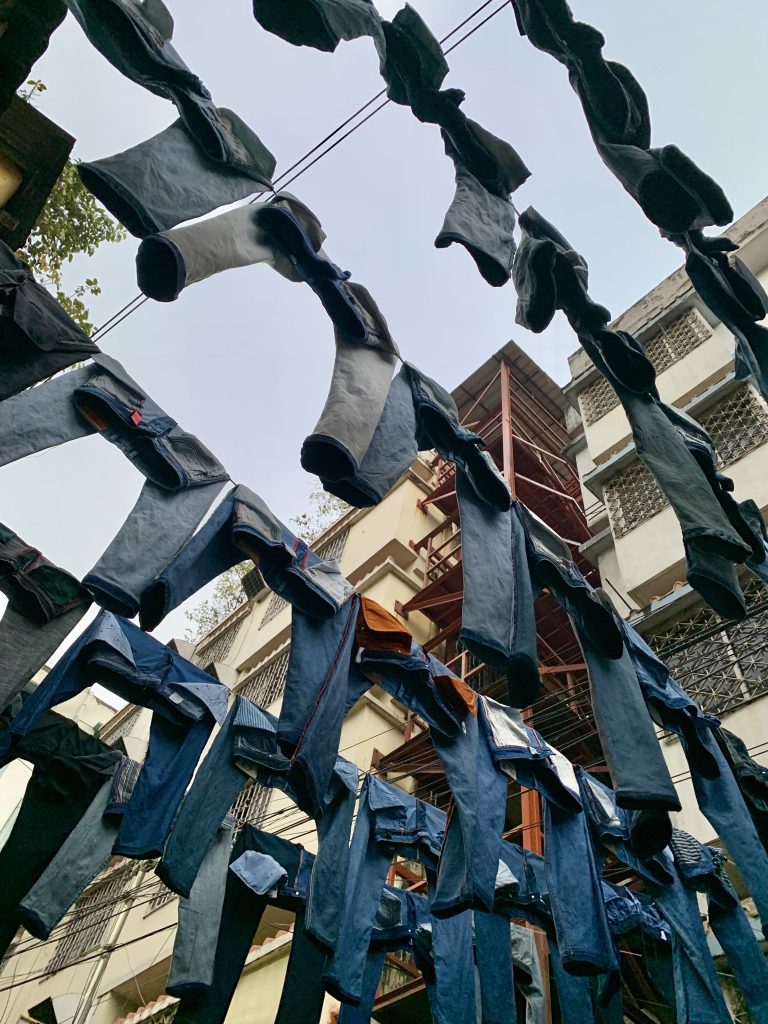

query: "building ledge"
xmin=578 ymin=526 xmax=615 ymax=564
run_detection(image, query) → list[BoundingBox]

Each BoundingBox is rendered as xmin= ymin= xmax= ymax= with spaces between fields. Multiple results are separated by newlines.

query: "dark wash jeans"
xmin=174 ymin=828 xmax=326 ymax=1024
xmin=457 ymin=471 xmax=540 ymax=707
xmin=140 ymin=483 xmax=351 ymax=631
xmin=159 ymin=694 xmax=356 ymax=952
xmin=0 ymin=712 xmax=121 ymax=957
xmin=0 ymin=241 xmax=99 ymax=400
xmin=1 ymin=611 xmax=223 ymax=857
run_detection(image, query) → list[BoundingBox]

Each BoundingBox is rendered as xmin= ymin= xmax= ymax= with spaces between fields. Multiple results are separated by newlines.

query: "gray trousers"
xmin=167 ymin=822 xmax=233 ymax=992
xmin=0 ymin=367 xmax=228 ymax=617
xmin=17 ymin=766 xmax=119 ymax=939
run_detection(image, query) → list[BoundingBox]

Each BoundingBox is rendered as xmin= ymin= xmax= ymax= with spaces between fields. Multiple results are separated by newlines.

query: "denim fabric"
xmin=167 ymin=821 xmax=233 ymax=993
xmin=619 ymin=618 xmax=722 ymax=778
xmin=429 ymin=909 xmax=477 ymax=1024
xmin=0 ymin=241 xmax=99 ymax=399
xmin=481 ymin=696 xmax=581 ymax=813
xmin=0 ymin=712 xmax=121 ymax=957
xmin=430 ymin=706 xmax=508 ymax=916
xmin=318 ymin=364 xmax=419 ymax=507
xmin=578 ymin=769 xmax=673 ymax=879
xmin=0 ymin=602 xmax=91 ymax=718
xmin=651 ymin=851 xmax=732 ymax=1024
xmin=457 ymin=470 xmax=540 ymax=706
xmin=510 ymin=1 xmax=731 ymax=232
xmin=543 ymin=796 xmax=618 ymax=977
xmin=577 ymin=591 xmax=679 ymax=814
xmin=253 ymin=0 xmax=386 ymax=55
xmin=677 ymin=231 xmax=768 ymax=403
xmin=516 ymin=502 xmax=622 ymax=659
xmin=173 ymin=828 xmax=326 ymax=1024
xmin=140 ymin=483 xmax=352 ymax=630
xmin=406 ymin=363 xmax=511 ymax=510
xmin=324 ymin=774 xmax=446 ymax=1003
xmin=0 ymin=355 xmax=230 ymax=617
xmin=2 ymin=611 xmax=224 ymax=857
xmin=510 ymin=924 xmax=546 ymax=1024
xmin=64 ymin=0 xmax=276 ymax=180
xmin=18 ymin=766 xmax=120 ymax=939
xmin=302 ymin=289 xmax=399 ymax=483
xmin=475 ymin=911 xmax=516 ymax=1024
xmin=548 ymin=939 xmax=595 ymax=1024
xmin=689 ymin=725 xmax=768 ymax=936
xmin=78 ymin=120 xmax=269 ymax=238
xmin=0 ymin=524 xmax=90 ymax=625
xmin=715 ymin=723 xmax=768 ymax=851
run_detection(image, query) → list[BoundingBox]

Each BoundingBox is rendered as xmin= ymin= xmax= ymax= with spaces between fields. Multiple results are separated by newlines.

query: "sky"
xmin=4 ymin=0 xmax=768 ymax=653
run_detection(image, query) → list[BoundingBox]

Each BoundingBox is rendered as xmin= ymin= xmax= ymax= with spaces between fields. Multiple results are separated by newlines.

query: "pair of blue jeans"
xmin=139 ymin=482 xmax=352 ymax=630
xmin=0 ymin=354 xmax=229 ymax=617
xmin=1 ymin=611 xmax=225 ymax=857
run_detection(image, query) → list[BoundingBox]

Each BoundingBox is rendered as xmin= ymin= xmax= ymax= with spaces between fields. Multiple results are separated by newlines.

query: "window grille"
xmin=643 ymin=309 xmax=711 ymax=373
xmin=239 ymin=651 xmax=290 ymax=709
xmin=315 ymin=527 xmax=350 ymax=564
xmin=647 ymin=577 xmax=768 ymax=716
xmin=581 ymin=376 xmax=620 ymax=426
xmin=47 ymin=866 xmax=136 ymax=973
xmin=145 ymin=879 xmax=176 ymax=913
xmin=101 ymin=706 xmax=143 ymax=747
xmin=697 ymin=386 xmax=768 ymax=466
xmin=241 ymin=567 xmax=266 ymax=600
xmin=230 ymin=780 xmax=271 ymax=829
xmin=193 ymin=619 xmax=242 ymax=667
xmin=603 ymin=459 xmax=667 ymax=538
xmin=260 ymin=592 xmax=288 ymax=627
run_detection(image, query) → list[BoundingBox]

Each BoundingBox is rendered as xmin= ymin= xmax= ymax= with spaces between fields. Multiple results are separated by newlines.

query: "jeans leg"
xmin=475 ymin=911 xmax=516 ymax=1024
xmin=159 ymin=701 xmax=246 ymax=896
xmin=690 ymin=727 xmax=768 ymax=933
xmin=306 ymin=772 xmax=356 ymax=949
xmin=84 ymin=478 xmax=227 ymax=618
xmin=548 ymin=939 xmax=595 ymax=1024
xmin=708 ymin=895 xmax=768 ymax=1024
xmin=174 ymin=864 xmax=268 ymax=1024
xmin=430 ymin=909 xmax=477 ymax=1024
xmin=0 ymin=366 xmax=94 ymax=468
xmin=512 ymin=926 xmax=546 ymax=1024
xmin=167 ymin=822 xmax=234 ymax=994
xmin=543 ymin=800 xmax=617 ymax=976
xmin=338 ymin=949 xmax=387 ymax=1024
xmin=275 ymin=905 xmax=328 ymax=1024
xmin=17 ymin=770 xmax=118 ymax=938
xmin=324 ymin=782 xmax=394 ymax=1003
xmin=581 ymin=638 xmax=679 ymax=814
xmin=432 ymin=711 xmax=507 ymax=915
xmin=0 ymin=603 xmax=90 ymax=715
xmin=115 ymin=714 xmax=213 ymax=859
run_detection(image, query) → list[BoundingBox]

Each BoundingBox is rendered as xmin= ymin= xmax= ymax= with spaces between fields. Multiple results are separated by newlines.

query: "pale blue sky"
xmin=4 ymin=0 xmax=768 ymax=647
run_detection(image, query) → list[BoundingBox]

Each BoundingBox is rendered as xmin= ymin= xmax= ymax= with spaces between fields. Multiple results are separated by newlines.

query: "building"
xmin=3 ymin=196 xmax=768 ymax=1023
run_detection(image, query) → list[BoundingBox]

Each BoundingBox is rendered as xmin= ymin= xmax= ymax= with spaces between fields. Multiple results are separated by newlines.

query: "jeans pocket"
xmin=157 ymin=432 xmax=228 ymax=488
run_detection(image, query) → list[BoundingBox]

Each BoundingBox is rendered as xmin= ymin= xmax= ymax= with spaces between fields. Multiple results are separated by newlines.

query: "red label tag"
xmin=130 ymin=410 xmax=142 ymax=425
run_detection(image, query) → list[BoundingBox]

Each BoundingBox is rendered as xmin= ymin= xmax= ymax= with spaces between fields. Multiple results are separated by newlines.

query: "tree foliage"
xmin=15 ymin=81 xmax=126 ymax=333
xmin=184 ymin=489 xmax=351 ymax=641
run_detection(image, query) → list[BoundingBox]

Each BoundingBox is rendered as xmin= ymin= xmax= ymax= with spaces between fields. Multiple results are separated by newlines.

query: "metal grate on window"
xmin=239 ymin=651 xmax=290 ymax=709
xmin=643 ymin=309 xmax=711 ymax=374
xmin=581 ymin=376 xmax=620 ymax=426
xmin=260 ymin=591 xmax=288 ymax=627
xmin=603 ymin=459 xmax=667 ymax=538
xmin=647 ymin=577 xmax=768 ymax=716
xmin=315 ymin=527 xmax=350 ymax=565
xmin=145 ymin=879 xmax=176 ymax=914
xmin=241 ymin=567 xmax=266 ymax=600
xmin=47 ymin=865 xmax=137 ymax=973
xmin=193 ymin=618 xmax=243 ymax=668
xmin=230 ymin=780 xmax=271 ymax=830
xmin=697 ymin=386 xmax=768 ymax=466
xmin=101 ymin=706 xmax=143 ymax=747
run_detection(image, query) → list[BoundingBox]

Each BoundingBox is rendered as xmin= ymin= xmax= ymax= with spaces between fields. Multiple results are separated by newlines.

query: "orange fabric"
xmin=355 ymin=596 xmax=412 ymax=655
xmin=433 ymin=674 xmax=477 ymax=718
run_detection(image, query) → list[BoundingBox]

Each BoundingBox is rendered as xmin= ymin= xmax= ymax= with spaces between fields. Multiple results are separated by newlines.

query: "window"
xmin=100 ymin=706 xmax=143 ymax=747
xmin=47 ymin=865 xmax=136 ymax=973
xmin=260 ymin=592 xmax=288 ymax=627
xmin=230 ymin=780 xmax=271 ymax=830
xmin=604 ymin=385 xmax=768 ymax=538
xmin=193 ymin=618 xmax=243 ymax=667
xmin=647 ymin=577 xmax=768 ymax=716
xmin=145 ymin=878 xmax=176 ymax=914
xmin=315 ymin=527 xmax=350 ymax=564
xmin=580 ymin=309 xmax=712 ymax=426
xmin=239 ymin=651 xmax=290 ymax=709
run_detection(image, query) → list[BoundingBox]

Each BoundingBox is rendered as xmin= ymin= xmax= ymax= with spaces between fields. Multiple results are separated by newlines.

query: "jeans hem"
xmin=82 ymin=573 xmax=139 ymax=618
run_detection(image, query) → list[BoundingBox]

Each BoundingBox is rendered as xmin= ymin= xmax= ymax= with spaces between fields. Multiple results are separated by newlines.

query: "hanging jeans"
xmin=0 ymin=240 xmax=100 ymax=399
xmin=0 ymin=354 xmax=229 ymax=617
xmin=1 ymin=611 xmax=225 ymax=857
xmin=0 ymin=712 xmax=121 ymax=956
xmin=173 ymin=828 xmax=327 ymax=1024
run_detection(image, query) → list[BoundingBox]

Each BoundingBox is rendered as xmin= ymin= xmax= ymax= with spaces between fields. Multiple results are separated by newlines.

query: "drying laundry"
xmin=0 ymin=241 xmax=100 ymax=400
